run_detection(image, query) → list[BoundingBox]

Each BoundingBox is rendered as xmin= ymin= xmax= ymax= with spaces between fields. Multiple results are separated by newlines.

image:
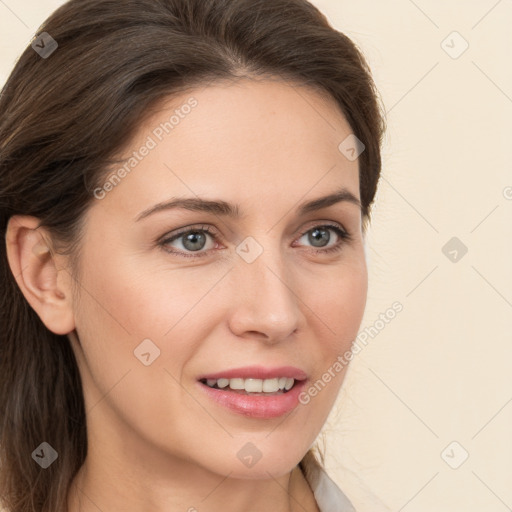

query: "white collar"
xmin=301 ymin=458 xmax=356 ymax=512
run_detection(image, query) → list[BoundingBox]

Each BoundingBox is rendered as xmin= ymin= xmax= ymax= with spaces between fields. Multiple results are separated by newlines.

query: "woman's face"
xmin=67 ymin=77 xmax=367 ymax=479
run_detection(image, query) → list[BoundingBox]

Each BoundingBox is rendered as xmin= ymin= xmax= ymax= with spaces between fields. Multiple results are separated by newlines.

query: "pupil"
xmin=309 ymin=227 xmax=330 ymax=247
xmin=183 ymin=231 xmax=206 ymax=251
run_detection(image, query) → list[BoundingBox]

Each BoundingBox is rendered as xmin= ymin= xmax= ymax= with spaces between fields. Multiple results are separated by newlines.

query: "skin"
xmin=6 ymin=77 xmax=368 ymax=512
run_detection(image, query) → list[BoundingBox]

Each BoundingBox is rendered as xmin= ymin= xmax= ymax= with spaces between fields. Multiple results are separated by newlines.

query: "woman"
xmin=0 ymin=0 xmax=386 ymax=510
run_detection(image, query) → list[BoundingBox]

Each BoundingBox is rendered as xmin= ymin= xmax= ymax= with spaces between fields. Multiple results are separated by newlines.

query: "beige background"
xmin=1 ymin=1 xmax=511 ymax=511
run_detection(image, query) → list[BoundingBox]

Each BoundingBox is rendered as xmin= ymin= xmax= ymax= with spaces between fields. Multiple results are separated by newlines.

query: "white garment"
xmin=301 ymin=459 xmax=356 ymax=512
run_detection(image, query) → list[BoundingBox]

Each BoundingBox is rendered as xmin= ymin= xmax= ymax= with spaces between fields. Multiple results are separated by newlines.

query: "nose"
xmin=227 ymin=244 xmax=303 ymax=344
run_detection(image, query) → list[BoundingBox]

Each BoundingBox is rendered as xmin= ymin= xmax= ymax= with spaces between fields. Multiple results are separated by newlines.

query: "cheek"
xmin=70 ymin=251 xmax=214 ymax=450
xmin=333 ymin=268 xmax=367 ymax=334
xmin=309 ymin=257 xmax=368 ymax=351
xmin=296 ymin=264 xmax=367 ymax=427
xmin=76 ymin=243 xmax=225 ymax=338
xmin=72 ymin=246 xmax=234 ymax=393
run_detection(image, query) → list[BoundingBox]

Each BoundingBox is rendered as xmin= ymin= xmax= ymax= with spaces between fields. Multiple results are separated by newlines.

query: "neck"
xmin=67 ymin=455 xmax=320 ymax=512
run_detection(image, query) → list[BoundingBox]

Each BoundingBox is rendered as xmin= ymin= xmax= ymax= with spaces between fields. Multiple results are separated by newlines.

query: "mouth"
xmin=196 ymin=367 xmax=308 ymax=419
xmin=198 ymin=376 xmax=298 ymax=396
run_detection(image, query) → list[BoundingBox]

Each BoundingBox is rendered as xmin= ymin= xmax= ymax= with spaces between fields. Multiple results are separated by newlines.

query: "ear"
xmin=5 ymin=215 xmax=76 ymax=335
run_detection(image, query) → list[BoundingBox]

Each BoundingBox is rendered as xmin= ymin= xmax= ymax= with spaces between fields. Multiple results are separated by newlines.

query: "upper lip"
xmin=197 ymin=365 xmax=307 ymax=381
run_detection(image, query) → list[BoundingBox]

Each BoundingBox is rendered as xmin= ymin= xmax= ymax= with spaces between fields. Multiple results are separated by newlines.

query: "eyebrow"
xmin=134 ymin=186 xmax=361 ymax=222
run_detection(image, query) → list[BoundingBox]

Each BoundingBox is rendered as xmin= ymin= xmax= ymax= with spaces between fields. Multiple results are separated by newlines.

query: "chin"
xmin=202 ymin=442 xmax=306 ymax=480
xmin=223 ymin=460 xmax=298 ymax=480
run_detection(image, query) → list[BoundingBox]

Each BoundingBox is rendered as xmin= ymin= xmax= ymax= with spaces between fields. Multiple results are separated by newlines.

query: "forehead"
xmin=95 ymin=77 xmax=360 ymax=221
xmin=155 ymin=76 xmax=351 ymax=151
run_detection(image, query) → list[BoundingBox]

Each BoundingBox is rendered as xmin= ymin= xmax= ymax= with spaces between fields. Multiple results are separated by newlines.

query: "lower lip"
xmin=197 ymin=380 xmax=307 ymax=419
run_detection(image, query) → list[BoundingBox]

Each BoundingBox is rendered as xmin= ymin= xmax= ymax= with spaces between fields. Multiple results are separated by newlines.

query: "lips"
xmin=196 ymin=365 xmax=308 ymax=418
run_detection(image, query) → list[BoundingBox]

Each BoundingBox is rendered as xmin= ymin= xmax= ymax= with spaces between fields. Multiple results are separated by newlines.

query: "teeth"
xmin=229 ymin=378 xmax=245 ymax=390
xmin=262 ymin=378 xmax=279 ymax=392
xmin=245 ymin=379 xmax=263 ymax=392
xmin=203 ymin=377 xmax=296 ymax=393
xmin=217 ymin=378 xmax=229 ymax=388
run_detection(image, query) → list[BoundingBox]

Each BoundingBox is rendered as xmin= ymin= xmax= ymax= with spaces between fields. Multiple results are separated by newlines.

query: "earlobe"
xmin=5 ymin=215 xmax=76 ymax=335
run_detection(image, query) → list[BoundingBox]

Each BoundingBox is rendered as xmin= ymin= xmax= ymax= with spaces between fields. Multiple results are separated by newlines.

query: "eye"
xmin=295 ymin=224 xmax=351 ymax=254
xmin=159 ymin=223 xmax=352 ymax=258
xmin=159 ymin=225 xmax=217 ymax=257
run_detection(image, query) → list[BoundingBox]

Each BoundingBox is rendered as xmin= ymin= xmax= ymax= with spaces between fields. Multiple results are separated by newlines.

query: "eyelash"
xmin=158 ymin=223 xmax=352 ymax=259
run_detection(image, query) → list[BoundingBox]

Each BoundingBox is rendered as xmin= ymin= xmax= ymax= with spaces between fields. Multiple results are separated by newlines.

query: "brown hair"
xmin=0 ymin=0 xmax=385 ymax=510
